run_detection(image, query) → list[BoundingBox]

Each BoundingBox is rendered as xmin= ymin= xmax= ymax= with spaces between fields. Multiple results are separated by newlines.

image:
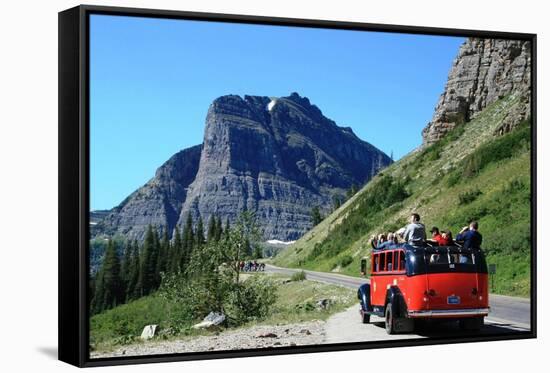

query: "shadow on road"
xmin=370 ymin=320 xmax=528 ymax=338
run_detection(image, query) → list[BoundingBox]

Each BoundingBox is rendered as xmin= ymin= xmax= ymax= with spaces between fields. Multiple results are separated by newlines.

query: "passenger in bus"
xmin=459 ymin=253 xmax=471 ymax=264
xmin=441 ymin=230 xmax=454 ymax=246
xmin=375 ymin=232 xmax=398 ymax=250
xmin=396 ymin=227 xmax=406 ymax=240
xmin=402 ymin=213 xmax=426 ymax=245
xmin=370 ymin=234 xmax=387 ymax=250
xmin=428 ymin=226 xmax=446 ymax=246
xmin=456 ymin=221 xmax=483 ymax=249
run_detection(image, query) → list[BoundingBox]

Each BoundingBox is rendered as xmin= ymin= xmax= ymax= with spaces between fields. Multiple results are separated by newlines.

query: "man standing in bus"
xmin=403 ymin=213 xmax=426 ymax=245
xmin=456 ymin=221 xmax=483 ymax=249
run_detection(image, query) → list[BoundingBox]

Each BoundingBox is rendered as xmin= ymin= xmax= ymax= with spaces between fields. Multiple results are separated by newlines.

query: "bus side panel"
xmin=370 ymin=275 xmax=393 ymax=306
xmin=371 ymin=272 xmax=410 ymax=307
xmin=478 ymin=273 xmax=489 ymax=308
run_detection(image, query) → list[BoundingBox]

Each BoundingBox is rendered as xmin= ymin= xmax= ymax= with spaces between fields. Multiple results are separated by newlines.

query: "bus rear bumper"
xmin=407 ymin=308 xmax=490 ymax=318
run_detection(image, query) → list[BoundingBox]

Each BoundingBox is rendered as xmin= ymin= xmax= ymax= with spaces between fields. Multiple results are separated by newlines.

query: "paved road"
xmin=324 ymin=305 xmax=530 ymax=344
xmin=265 ymin=264 xmax=531 ymax=331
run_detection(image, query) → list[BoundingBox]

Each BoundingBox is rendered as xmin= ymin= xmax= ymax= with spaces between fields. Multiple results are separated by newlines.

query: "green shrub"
xmin=227 ymin=275 xmax=278 ymax=324
xmin=458 ymin=188 xmax=482 ymax=204
xmin=446 ymin=171 xmax=461 ymax=187
xmin=338 ymin=255 xmax=354 ymax=268
xmin=290 ymin=270 xmax=307 ymax=282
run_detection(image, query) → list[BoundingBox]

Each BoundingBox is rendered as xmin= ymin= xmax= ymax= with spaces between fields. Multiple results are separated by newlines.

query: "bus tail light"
xmin=424 ymin=289 xmax=436 ymax=297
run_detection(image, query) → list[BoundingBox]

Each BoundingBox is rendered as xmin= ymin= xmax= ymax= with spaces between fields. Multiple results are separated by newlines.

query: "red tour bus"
xmin=358 ymin=244 xmax=489 ymax=334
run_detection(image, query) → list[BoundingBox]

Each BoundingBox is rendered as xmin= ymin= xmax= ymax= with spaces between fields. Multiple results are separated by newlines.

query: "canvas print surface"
xmin=88 ymin=14 xmax=532 ymax=358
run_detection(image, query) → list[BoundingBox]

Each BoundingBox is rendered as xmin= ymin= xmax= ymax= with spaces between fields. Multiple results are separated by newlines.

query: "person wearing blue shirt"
xmin=456 ymin=221 xmax=483 ymax=249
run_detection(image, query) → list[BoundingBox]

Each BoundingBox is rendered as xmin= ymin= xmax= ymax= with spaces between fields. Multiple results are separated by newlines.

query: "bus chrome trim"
xmin=407 ymin=308 xmax=490 ymax=318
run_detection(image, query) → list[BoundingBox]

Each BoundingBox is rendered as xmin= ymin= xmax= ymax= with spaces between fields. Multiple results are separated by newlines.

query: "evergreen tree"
xmin=156 ymin=227 xmax=170 ymax=279
xmin=91 ymin=239 xmax=123 ymax=314
xmin=244 ymin=237 xmax=252 ymax=257
xmin=152 ymin=226 xmax=162 ymax=289
xmin=126 ymin=240 xmax=140 ymax=300
xmin=207 ymin=215 xmax=216 ymax=243
xmin=171 ymin=227 xmax=183 ymax=273
xmin=196 ymin=216 xmax=205 ymax=248
xmin=137 ymin=225 xmax=158 ymax=296
xmin=253 ymin=243 xmax=263 ymax=259
xmin=224 ymin=217 xmax=231 ymax=240
xmin=215 ymin=215 xmax=223 ymax=242
xmin=120 ymin=240 xmax=133 ymax=298
xmin=181 ymin=213 xmax=194 ymax=270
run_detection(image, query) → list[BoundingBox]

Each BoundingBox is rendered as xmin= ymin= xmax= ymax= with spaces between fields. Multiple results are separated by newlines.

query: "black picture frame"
xmin=58 ymin=4 xmax=537 ymax=368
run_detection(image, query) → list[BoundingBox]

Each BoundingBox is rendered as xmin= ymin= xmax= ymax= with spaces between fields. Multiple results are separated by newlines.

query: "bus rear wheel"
xmin=361 ymin=311 xmax=370 ymax=324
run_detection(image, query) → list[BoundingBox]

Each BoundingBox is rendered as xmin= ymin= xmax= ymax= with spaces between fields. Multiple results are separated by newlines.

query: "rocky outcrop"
xmin=422 ymin=38 xmax=531 ymax=145
xmin=92 ymin=145 xmax=202 ymax=241
xmin=177 ymin=93 xmax=391 ymax=241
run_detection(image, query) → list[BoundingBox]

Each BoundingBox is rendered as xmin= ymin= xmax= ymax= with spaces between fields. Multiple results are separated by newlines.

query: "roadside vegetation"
xmin=90 ymin=272 xmax=355 ymax=352
xmin=274 ymin=95 xmax=531 ymax=298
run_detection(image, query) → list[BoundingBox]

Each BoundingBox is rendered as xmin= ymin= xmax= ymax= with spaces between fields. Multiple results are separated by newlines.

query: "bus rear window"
xmin=405 ymin=246 xmax=487 ymax=275
xmin=425 ymin=250 xmax=476 ymax=271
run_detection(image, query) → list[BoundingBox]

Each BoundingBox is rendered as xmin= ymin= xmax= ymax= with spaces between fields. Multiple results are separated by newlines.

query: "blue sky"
xmin=90 ymin=14 xmax=464 ymax=210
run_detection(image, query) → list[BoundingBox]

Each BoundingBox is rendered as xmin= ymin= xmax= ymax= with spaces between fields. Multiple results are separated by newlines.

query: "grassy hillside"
xmin=273 ymin=94 xmax=531 ymax=297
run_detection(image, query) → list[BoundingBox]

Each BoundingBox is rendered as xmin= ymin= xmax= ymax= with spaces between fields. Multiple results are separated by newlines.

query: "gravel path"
xmin=91 ymin=321 xmax=325 ymax=358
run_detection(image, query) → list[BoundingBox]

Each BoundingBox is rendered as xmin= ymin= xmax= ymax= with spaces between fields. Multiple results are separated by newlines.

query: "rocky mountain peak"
xmin=422 ymin=38 xmax=531 ymax=145
xmin=180 ymin=92 xmax=392 ymax=241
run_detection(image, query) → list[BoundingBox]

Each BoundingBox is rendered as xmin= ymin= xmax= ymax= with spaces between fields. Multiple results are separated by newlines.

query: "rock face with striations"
xmin=422 ymin=38 xmax=531 ymax=145
xmin=93 ymin=93 xmax=391 ymax=242
xmin=178 ymin=93 xmax=391 ymax=241
xmin=92 ymin=145 xmax=202 ymax=241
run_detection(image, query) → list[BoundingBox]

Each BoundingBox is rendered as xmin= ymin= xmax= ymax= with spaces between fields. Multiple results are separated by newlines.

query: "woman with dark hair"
xmin=441 ymin=230 xmax=454 ymax=246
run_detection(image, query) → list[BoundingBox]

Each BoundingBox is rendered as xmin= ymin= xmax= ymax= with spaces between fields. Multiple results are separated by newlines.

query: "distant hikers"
xmin=403 ymin=213 xmax=426 ymax=245
xmin=456 ymin=221 xmax=483 ymax=249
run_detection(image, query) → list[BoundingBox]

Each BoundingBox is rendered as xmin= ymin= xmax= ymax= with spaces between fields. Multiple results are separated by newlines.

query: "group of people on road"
xmin=238 ymin=260 xmax=265 ymax=272
xmin=370 ymin=213 xmax=483 ymax=250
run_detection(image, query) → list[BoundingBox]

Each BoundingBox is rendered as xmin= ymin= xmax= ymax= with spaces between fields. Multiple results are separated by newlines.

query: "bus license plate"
xmin=447 ymin=296 xmax=461 ymax=305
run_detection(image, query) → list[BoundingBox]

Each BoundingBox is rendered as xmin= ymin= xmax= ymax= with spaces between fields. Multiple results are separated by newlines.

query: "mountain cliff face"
xmin=178 ymin=93 xmax=391 ymax=241
xmin=92 ymin=145 xmax=202 ymax=241
xmin=93 ymin=93 xmax=391 ymax=242
xmin=422 ymin=38 xmax=531 ymax=145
